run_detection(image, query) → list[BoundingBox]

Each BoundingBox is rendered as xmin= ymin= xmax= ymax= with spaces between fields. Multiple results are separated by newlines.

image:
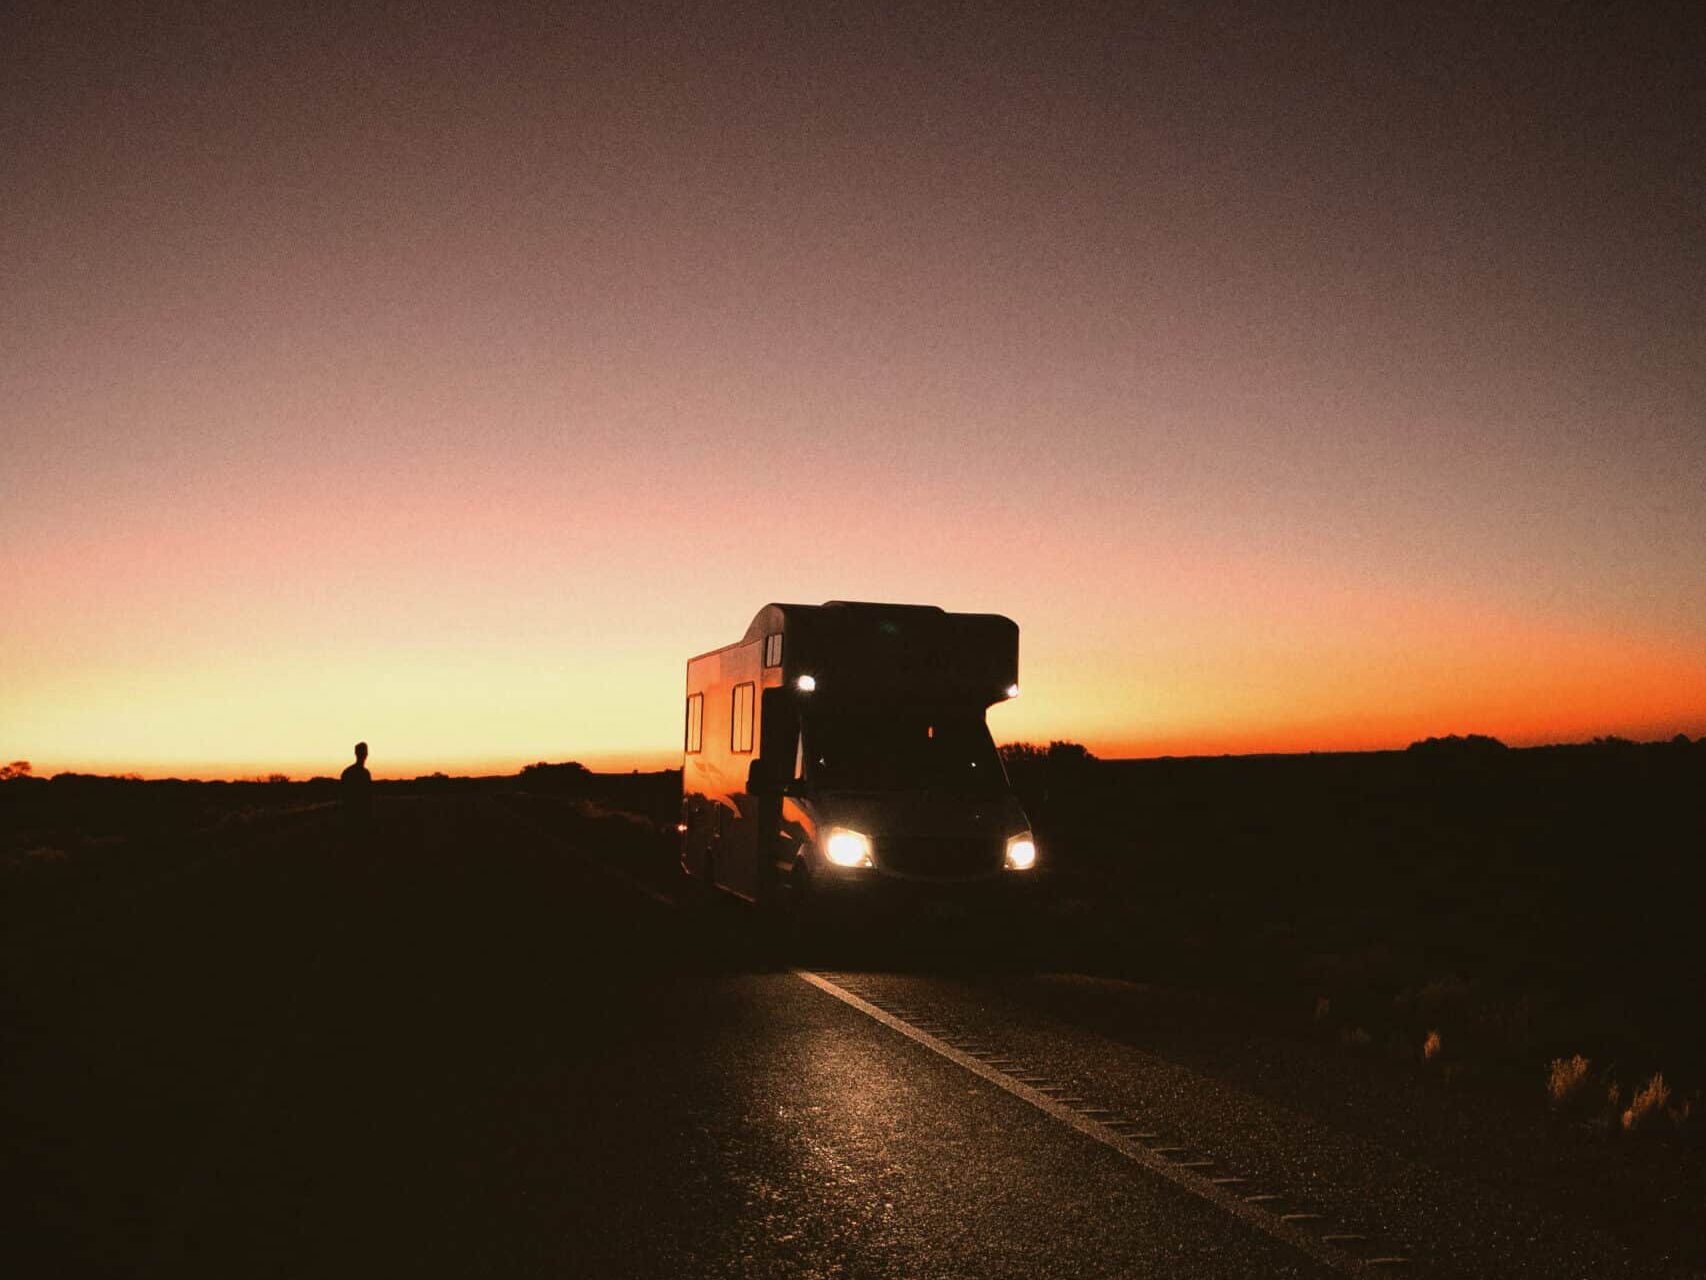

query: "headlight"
xmin=1005 ymin=832 xmax=1037 ymax=870
xmin=823 ymin=827 xmax=873 ymax=867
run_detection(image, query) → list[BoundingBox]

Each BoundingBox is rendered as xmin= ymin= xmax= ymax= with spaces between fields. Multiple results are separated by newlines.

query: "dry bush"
xmin=1547 ymin=1054 xmax=1592 ymax=1108
xmin=1423 ymin=1029 xmax=1442 ymax=1062
xmin=1622 ymin=1074 xmax=1671 ymax=1132
xmin=1313 ymin=996 xmax=1331 ymax=1023
xmin=1340 ymin=1026 xmax=1372 ymax=1050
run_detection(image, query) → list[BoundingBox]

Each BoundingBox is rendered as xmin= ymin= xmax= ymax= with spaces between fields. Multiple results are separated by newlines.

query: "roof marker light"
xmin=796 ymin=674 xmax=817 ymax=692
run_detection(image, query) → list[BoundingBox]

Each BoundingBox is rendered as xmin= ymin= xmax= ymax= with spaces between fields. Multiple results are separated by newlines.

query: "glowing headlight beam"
xmin=1005 ymin=835 xmax=1037 ymax=870
xmin=824 ymin=827 xmax=873 ymax=867
xmin=796 ymin=674 xmax=817 ymax=692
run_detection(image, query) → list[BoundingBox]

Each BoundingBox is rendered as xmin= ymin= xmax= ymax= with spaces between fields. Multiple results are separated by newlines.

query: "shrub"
xmin=518 ymin=761 xmax=592 ymax=794
xmin=1547 ymin=1054 xmax=1592 ymax=1108
xmin=1000 ymin=740 xmax=1098 ymax=764
xmin=1423 ymin=1029 xmax=1442 ymax=1062
xmin=1622 ymin=1074 xmax=1671 ymax=1132
xmin=1405 ymin=734 xmax=1507 ymax=754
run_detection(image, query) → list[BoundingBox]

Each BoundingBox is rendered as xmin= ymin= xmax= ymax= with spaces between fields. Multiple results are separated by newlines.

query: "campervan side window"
xmin=763 ymin=633 xmax=783 ymax=668
xmin=731 ymin=682 xmax=755 ymax=754
xmin=684 ymin=693 xmax=704 ymax=754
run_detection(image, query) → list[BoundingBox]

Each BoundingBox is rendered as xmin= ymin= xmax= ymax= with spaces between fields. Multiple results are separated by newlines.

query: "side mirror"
xmin=746 ymin=758 xmax=779 ymax=794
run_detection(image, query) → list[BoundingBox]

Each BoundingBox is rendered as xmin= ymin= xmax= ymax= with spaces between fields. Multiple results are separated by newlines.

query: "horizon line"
xmin=8 ymin=729 xmax=1702 ymax=784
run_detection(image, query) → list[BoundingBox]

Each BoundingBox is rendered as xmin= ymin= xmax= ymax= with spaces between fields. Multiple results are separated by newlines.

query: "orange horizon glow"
xmin=7 ymin=526 xmax=1706 ymax=781
xmin=12 ymin=584 xmax=1705 ymax=782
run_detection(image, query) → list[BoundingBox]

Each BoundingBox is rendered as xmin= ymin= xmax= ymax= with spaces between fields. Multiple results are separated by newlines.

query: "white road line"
xmin=796 ymin=968 xmax=1386 ymax=1280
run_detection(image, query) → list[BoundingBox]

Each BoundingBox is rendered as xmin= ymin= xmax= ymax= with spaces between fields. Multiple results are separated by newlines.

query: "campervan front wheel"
xmin=778 ymin=858 xmax=832 ymax=954
xmin=780 ymin=857 xmax=809 ymax=919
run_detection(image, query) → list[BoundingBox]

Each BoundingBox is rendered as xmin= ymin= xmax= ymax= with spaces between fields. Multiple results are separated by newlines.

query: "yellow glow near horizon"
xmin=8 ymin=570 xmax=1703 ymax=779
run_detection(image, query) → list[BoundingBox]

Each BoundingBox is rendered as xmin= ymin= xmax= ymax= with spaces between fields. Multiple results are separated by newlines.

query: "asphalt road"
xmin=3 ymin=794 xmax=1688 ymax=1278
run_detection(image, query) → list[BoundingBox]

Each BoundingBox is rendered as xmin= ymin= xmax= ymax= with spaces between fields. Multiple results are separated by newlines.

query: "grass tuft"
xmin=1547 ymin=1054 xmax=1592 ymax=1108
xmin=1622 ymin=1073 xmax=1671 ymax=1132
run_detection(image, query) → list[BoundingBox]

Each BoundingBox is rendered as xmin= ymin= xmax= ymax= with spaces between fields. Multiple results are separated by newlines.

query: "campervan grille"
xmin=875 ymin=835 xmax=1005 ymax=879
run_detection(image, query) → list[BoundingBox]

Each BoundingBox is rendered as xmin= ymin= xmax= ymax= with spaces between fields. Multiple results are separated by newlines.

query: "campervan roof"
xmin=725 ymin=600 xmax=1019 ymax=707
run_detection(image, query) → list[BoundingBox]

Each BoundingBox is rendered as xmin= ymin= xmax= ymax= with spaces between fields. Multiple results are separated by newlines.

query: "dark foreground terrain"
xmin=3 ymin=745 xmax=1703 ymax=1277
xmin=1012 ymin=740 xmax=1706 ymax=1096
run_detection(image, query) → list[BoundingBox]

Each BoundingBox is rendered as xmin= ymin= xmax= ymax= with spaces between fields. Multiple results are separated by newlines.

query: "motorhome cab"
xmin=679 ymin=601 xmax=1037 ymax=913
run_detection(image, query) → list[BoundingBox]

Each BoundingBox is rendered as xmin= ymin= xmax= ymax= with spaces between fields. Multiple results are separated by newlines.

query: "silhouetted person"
xmin=340 ymin=741 xmax=372 ymax=836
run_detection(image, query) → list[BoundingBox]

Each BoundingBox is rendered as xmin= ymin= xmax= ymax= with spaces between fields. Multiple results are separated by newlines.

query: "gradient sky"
xmin=5 ymin=1 xmax=1704 ymax=777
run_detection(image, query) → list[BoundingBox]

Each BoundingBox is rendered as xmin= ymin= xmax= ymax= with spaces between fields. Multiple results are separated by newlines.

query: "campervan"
xmin=679 ymin=601 xmax=1037 ymax=914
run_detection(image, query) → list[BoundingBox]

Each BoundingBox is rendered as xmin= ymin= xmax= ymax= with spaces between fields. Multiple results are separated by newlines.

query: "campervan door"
xmin=682 ymin=638 xmax=767 ymax=900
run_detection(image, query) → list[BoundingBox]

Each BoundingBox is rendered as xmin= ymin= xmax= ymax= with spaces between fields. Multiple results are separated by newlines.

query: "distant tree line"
xmin=999 ymin=741 xmax=1098 ymax=767
xmin=1405 ymin=734 xmax=1508 ymax=754
xmin=516 ymin=760 xmax=593 ymax=793
xmin=1407 ymin=733 xmax=1703 ymax=754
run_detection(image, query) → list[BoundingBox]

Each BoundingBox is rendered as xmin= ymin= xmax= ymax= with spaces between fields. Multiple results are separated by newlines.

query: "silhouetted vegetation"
xmin=999 ymin=740 xmax=1098 ymax=767
xmin=7 ymin=738 xmax=1701 ymax=1116
xmin=1405 ymin=733 xmax=1508 ymax=753
xmin=516 ymin=760 xmax=592 ymax=790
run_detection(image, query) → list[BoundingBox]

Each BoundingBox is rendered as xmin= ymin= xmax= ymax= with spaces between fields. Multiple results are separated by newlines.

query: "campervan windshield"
xmin=803 ymin=712 xmax=1005 ymax=796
